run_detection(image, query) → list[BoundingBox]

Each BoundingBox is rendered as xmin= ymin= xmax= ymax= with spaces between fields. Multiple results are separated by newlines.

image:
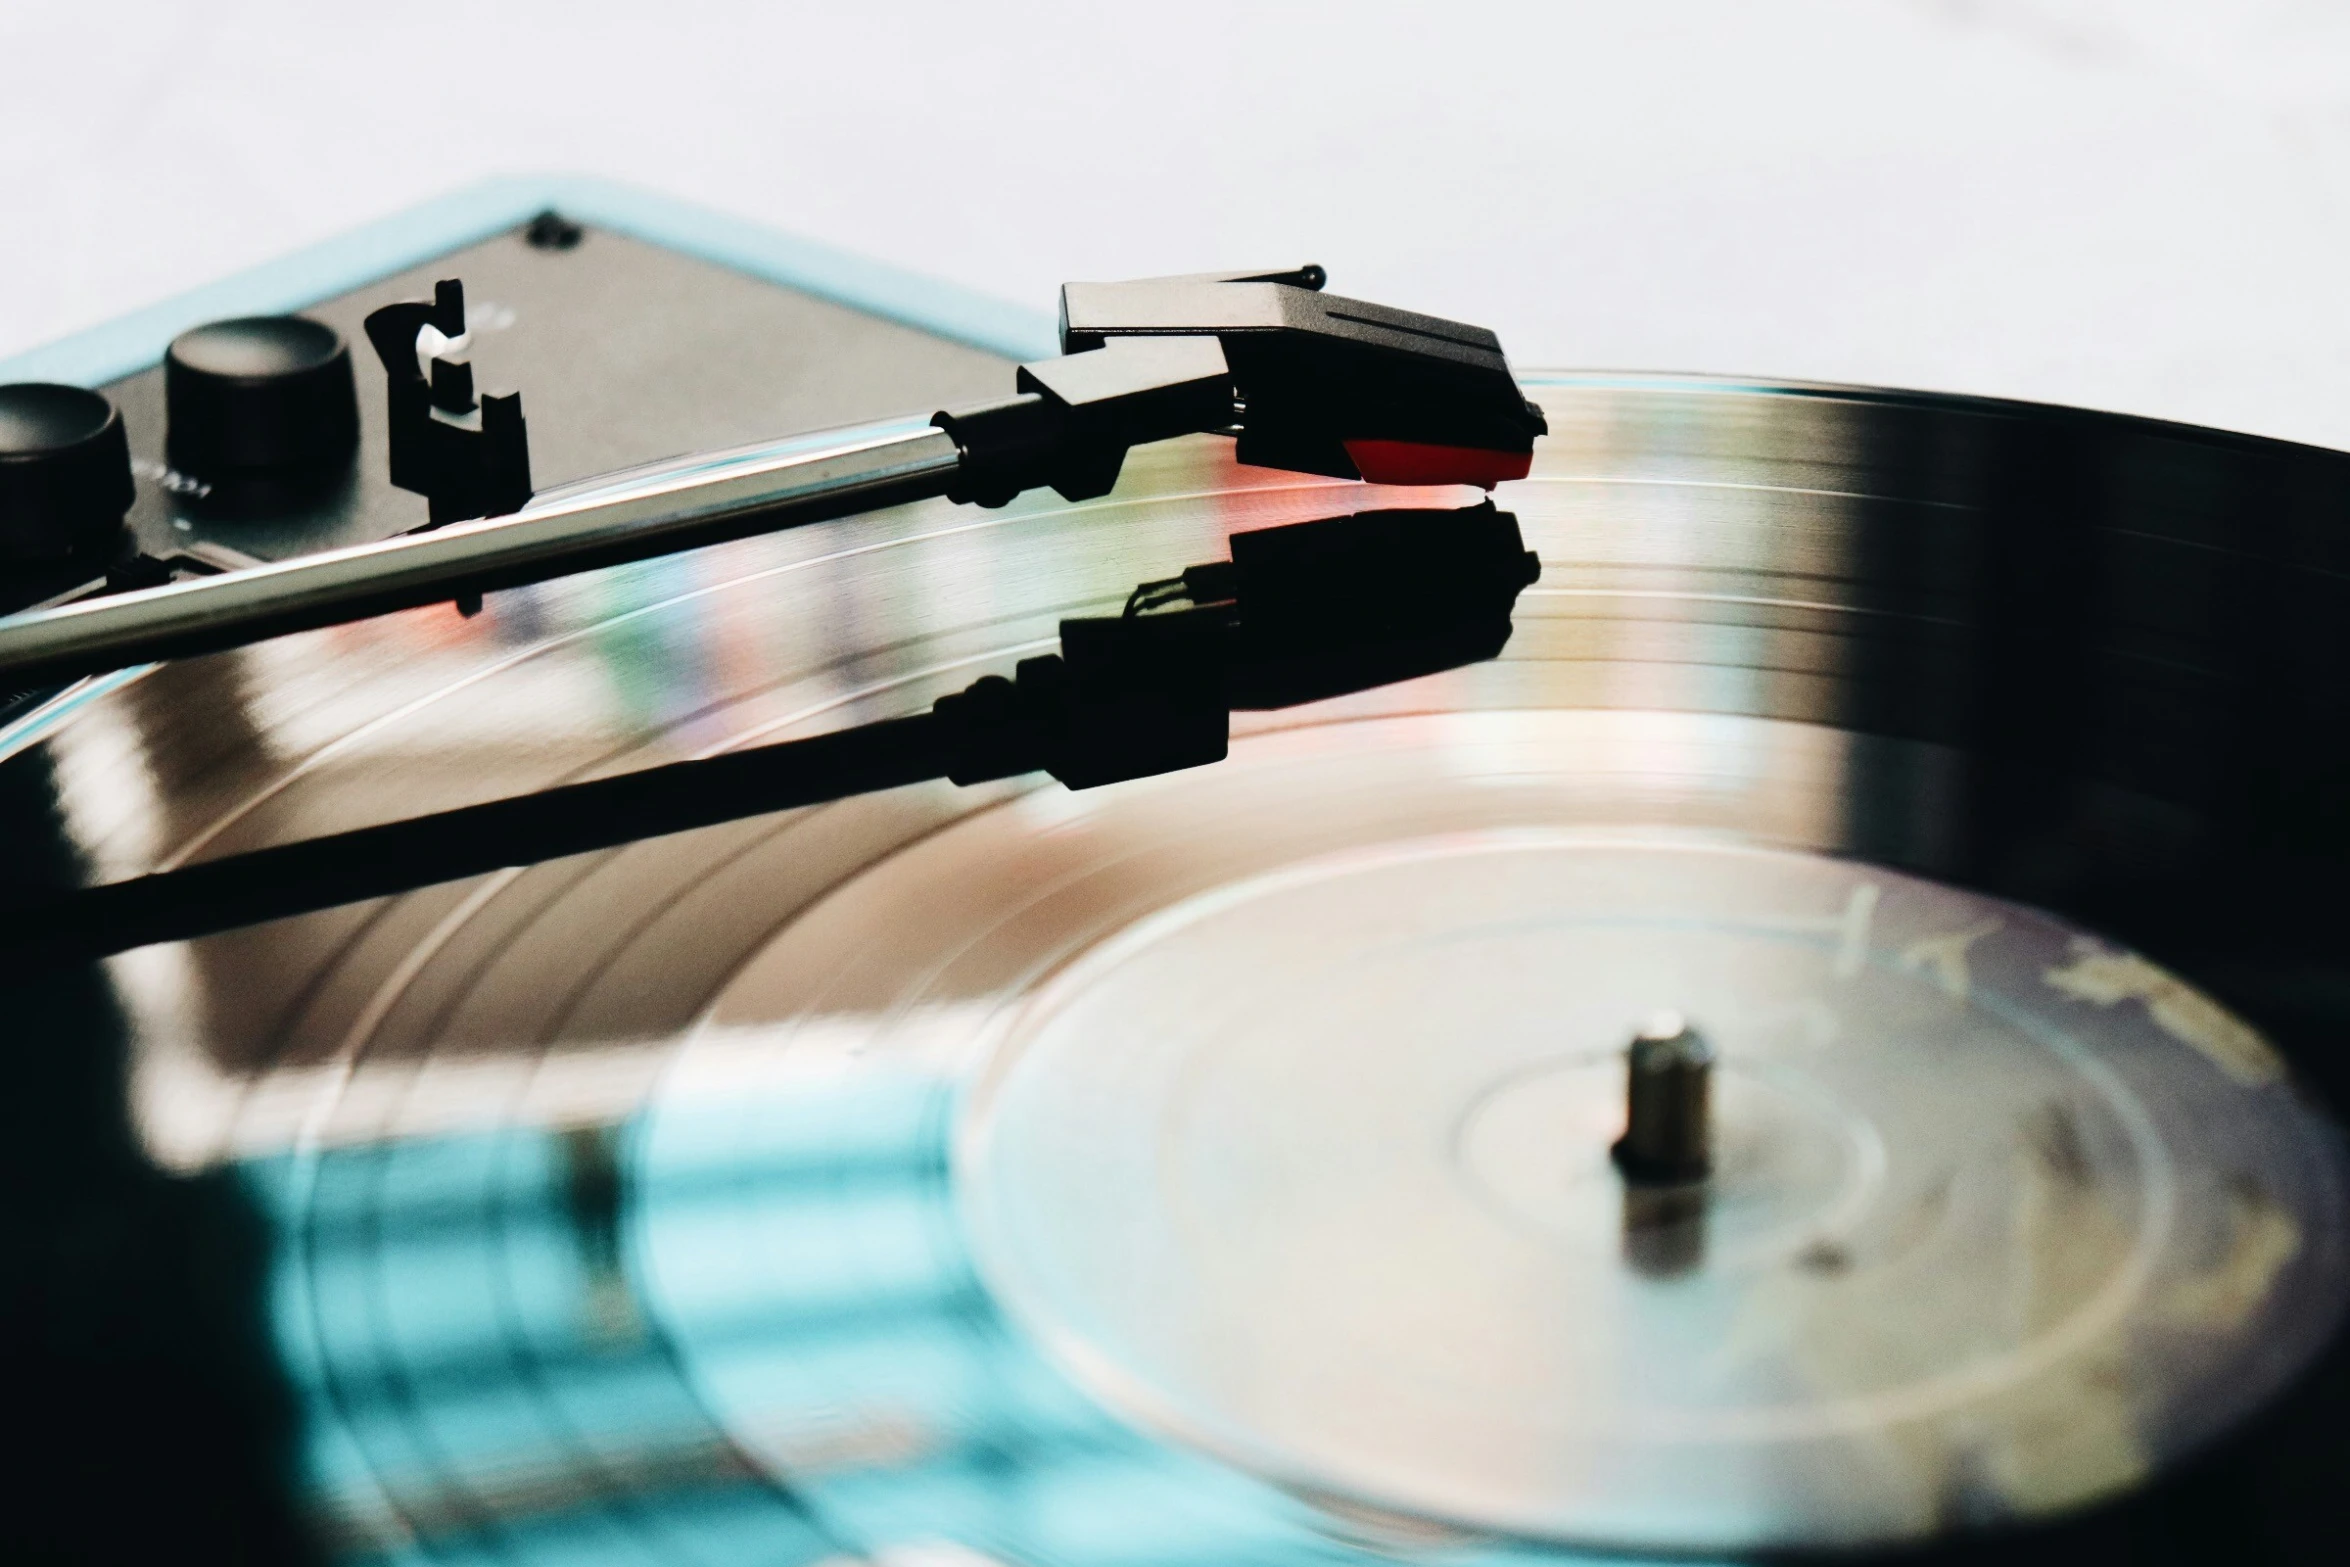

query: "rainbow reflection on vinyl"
xmin=50 ymin=379 xmax=2350 ymax=1566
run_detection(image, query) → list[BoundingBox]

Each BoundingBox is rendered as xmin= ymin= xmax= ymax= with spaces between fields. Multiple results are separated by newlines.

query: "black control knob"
xmin=165 ymin=315 xmax=359 ymax=483
xmin=0 ymin=383 xmax=135 ymax=562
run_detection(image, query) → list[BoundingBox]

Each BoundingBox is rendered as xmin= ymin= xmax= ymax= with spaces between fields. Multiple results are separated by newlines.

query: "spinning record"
xmin=24 ymin=373 xmax=2350 ymax=1564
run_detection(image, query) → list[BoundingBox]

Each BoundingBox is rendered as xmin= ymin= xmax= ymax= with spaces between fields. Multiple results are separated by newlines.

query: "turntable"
xmin=3 ymin=178 xmax=2346 ymax=1566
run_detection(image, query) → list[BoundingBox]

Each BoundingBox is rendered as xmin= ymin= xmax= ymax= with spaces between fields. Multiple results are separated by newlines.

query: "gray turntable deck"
xmin=95 ymin=219 xmax=1012 ymax=564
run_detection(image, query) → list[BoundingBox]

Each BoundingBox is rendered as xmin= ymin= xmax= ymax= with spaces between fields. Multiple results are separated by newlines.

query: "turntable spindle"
xmin=1612 ymin=1011 xmax=1714 ymax=1184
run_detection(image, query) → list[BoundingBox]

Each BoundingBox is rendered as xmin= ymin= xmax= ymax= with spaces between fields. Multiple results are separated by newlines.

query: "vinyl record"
xmin=24 ymin=374 xmax=2350 ymax=1565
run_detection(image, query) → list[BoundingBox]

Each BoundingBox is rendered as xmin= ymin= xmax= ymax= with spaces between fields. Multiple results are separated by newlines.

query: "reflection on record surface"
xmin=21 ymin=377 xmax=2350 ymax=1563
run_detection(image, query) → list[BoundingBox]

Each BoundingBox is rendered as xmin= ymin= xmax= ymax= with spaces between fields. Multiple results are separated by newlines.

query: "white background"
xmin=7 ymin=1 xmax=2350 ymax=445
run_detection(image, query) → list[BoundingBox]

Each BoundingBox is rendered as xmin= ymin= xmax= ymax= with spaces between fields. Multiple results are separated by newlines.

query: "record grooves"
xmin=8 ymin=212 xmax=2350 ymax=1567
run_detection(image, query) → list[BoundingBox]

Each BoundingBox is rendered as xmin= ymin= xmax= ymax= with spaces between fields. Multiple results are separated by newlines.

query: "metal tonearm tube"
xmin=0 ymin=420 xmax=962 ymax=689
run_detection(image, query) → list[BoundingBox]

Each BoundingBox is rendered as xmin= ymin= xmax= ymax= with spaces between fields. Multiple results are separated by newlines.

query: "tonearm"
xmin=0 ymin=267 xmax=1544 ymax=690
